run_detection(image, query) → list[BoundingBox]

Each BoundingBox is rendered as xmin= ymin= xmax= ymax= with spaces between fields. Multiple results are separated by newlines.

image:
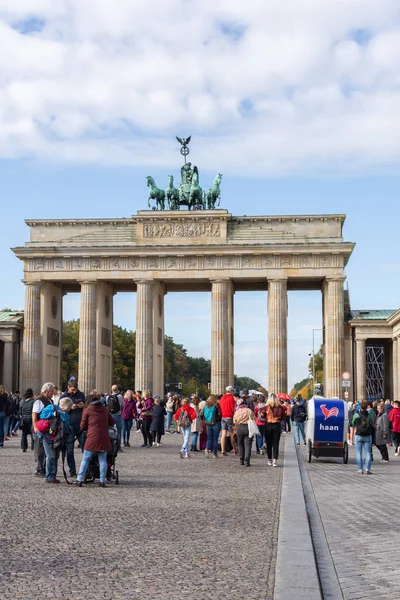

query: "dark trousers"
xmin=285 ymin=416 xmax=291 ymax=432
xmin=21 ymin=419 xmax=34 ymax=451
xmin=393 ymin=432 xmax=400 ymax=451
xmin=265 ymin=422 xmax=282 ymax=460
xmin=141 ymin=418 xmax=153 ymax=445
xmin=376 ymin=444 xmax=389 ymax=461
xmin=34 ymin=434 xmax=45 ymax=473
xmin=236 ymin=423 xmax=253 ymax=465
xmin=67 ymin=424 xmax=85 ymax=475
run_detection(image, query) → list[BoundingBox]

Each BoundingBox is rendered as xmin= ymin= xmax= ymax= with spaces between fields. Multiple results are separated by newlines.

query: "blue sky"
xmin=1 ymin=1 xmax=399 ymax=388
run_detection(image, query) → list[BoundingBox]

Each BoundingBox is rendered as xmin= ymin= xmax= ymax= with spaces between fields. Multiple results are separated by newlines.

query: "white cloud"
xmin=0 ymin=0 xmax=399 ymax=174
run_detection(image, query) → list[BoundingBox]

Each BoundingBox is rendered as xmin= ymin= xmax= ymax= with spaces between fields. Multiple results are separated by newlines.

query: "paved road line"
xmin=274 ymin=436 xmax=322 ymax=600
xmin=297 ymin=442 xmax=344 ymax=600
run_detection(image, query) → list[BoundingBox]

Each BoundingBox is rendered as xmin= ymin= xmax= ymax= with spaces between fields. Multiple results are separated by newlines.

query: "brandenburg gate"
xmin=13 ymin=209 xmax=355 ymax=397
xmin=12 ymin=138 xmax=357 ymax=398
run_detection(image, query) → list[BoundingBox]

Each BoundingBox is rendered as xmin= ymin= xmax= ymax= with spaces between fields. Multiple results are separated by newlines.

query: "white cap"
xmin=226 ymin=386 xmax=234 ymax=392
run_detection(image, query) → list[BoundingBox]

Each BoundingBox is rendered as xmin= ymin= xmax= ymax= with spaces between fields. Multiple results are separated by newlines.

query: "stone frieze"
xmin=28 ymin=253 xmax=343 ymax=272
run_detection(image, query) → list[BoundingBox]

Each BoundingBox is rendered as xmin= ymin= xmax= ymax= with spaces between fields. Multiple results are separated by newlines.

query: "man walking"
xmin=60 ymin=379 xmax=86 ymax=477
xmin=291 ymin=396 xmax=307 ymax=446
xmin=219 ymin=386 xmax=237 ymax=455
xmin=352 ymin=400 xmax=375 ymax=474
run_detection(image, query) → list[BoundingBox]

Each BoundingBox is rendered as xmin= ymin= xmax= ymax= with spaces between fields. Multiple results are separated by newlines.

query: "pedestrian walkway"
xmin=0 ymin=433 xmax=282 ymax=600
xmin=296 ymin=439 xmax=400 ymax=600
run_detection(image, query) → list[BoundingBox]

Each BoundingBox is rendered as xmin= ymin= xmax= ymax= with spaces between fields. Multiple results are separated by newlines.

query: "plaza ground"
xmin=1 ymin=432 xmax=399 ymax=600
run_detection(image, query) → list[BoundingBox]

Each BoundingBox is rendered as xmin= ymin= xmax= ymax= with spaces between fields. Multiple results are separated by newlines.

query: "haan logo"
xmin=320 ymin=404 xmax=339 ymax=420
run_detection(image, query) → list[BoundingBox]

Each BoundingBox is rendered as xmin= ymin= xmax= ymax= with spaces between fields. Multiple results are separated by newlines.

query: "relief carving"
xmin=91 ymin=259 xmax=101 ymax=269
xmin=101 ymin=327 xmax=111 ymax=347
xmin=35 ymin=259 xmax=46 ymax=270
xmin=55 ymin=260 xmax=65 ymax=270
xmin=47 ymin=327 xmax=60 ymax=347
xmin=143 ymin=222 xmax=220 ymax=239
xmin=73 ymin=259 xmax=83 ymax=270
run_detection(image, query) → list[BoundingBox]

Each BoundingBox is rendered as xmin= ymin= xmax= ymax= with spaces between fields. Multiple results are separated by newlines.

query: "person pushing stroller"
xmin=75 ymin=393 xmax=115 ymax=488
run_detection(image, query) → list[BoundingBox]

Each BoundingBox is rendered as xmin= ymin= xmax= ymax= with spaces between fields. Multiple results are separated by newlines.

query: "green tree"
xmin=112 ymin=326 xmax=135 ymax=392
xmin=61 ymin=319 xmax=80 ymax=388
xmin=234 ymin=375 xmax=261 ymax=391
xmin=308 ymin=344 xmax=324 ymax=385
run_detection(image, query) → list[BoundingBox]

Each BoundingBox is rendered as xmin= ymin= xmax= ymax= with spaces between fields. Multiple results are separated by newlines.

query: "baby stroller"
xmin=84 ymin=426 xmax=120 ymax=485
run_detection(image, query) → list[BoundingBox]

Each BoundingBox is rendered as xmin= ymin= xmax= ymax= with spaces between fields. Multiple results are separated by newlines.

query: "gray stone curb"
xmin=297 ymin=445 xmax=345 ymax=600
xmin=274 ymin=436 xmax=322 ymax=600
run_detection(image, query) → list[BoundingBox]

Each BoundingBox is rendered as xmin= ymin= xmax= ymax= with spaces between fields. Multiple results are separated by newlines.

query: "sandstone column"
xmin=355 ymin=338 xmax=366 ymax=402
xmin=393 ymin=337 xmax=398 ymax=401
xmin=152 ymin=281 xmax=165 ymax=399
xmin=323 ymin=277 xmax=345 ymax=398
xmin=135 ymin=280 xmax=154 ymax=393
xmin=78 ymin=281 xmax=98 ymax=394
xmin=211 ymin=280 xmax=230 ymax=395
xmin=21 ymin=282 xmax=41 ymax=395
xmin=96 ymin=282 xmax=114 ymax=394
xmin=227 ymin=282 xmax=235 ymax=386
xmin=3 ymin=341 xmax=15 ymax=392
xmin=268 ymin=278 xmax=288 ymax=394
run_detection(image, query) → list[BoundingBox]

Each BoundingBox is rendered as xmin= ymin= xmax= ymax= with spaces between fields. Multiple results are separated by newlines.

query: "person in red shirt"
xmin=388 ymin=400 xmax=400 ymax=456
xmin=174 ymin=398 xmax=197 ymax=458
xmin=219 ymin=386 xmax=237 ymax=456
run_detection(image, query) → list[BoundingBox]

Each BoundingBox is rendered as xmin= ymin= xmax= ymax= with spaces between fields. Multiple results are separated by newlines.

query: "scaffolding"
xmin=366 ymin=343 xmax=384 ymax=399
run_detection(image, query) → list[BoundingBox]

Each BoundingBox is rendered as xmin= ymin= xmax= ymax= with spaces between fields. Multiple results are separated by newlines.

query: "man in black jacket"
xmin=60 ymin=380 xmax=86 ymax=476
xmin=291 ymin=397 xmax=307 ymax=446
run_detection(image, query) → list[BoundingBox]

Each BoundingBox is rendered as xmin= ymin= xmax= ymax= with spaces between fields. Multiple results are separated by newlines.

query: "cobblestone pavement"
xmin=0 ymin=432 xmax=282 ymax=600
xmin=299 ymin=443 xmax=400 ymax=600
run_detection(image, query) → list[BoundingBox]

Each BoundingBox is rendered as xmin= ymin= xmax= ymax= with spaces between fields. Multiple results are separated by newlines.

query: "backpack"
xmin=203 ymin=406 xmax=216 ymax=426
xmin=108 ymin=394 xmax=121 ymax=415
xmin=356 ymin=413 xmax=372 ymax=436
xmin=178 ymin=409 xmax=191 ymax=428
xmin=257 ymin=406 xmax=266 ymax=422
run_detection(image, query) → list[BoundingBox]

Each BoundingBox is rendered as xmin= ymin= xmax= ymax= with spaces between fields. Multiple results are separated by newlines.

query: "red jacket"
xmin=174 ymin=405 xmax=196 ymax=423
xmin=388 ymin=407 xmax=400 ymax=433
xmin=219 ymin=394 xmax=236 ymax=418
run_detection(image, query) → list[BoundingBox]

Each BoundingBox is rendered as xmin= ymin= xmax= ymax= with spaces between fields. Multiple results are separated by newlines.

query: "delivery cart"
xmin=306 ymin=397 xmax=348 ymax=464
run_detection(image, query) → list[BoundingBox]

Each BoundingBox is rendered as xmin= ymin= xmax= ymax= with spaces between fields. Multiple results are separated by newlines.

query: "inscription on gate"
xmin=143 ymin=222 xmax=221 ymax=239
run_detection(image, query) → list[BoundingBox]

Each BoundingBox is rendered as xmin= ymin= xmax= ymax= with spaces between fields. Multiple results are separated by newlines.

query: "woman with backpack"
xmin=76 ymin=393 xmax=115 ymax=487
xmin=122 ymin=390 xmax=138 ymax=447
xmin=352 ymin=400 xmax=375 ymax=474
xmin=140 ymin=390 xmax=154 ymax=448
xmin=174 ymin=397 xmax=196 ymax=458
xmin=233 ymin=397 xmax=255 ymax=466
xmin=202 ymin=395 xmax=221 ymax=459
xmin=264 ymin=394 xmax=286 ymax=467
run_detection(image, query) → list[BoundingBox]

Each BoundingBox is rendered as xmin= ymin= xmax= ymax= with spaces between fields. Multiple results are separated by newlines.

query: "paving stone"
xmin=298 ymin=443 xmax=400 ymax=600
xmin=0 ymin=433 xmax=282 ymax=599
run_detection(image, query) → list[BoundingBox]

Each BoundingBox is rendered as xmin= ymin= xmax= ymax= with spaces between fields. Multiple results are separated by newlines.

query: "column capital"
xmin=267 ymin=277 xmax=288 ymax=283
xmin=22 ymin=280 xmax=41 ymax=286
xmin=78 ymin=280 xmax=98 ymax=285
xmin=325 ymin=276 xmax=346 ymax=283
xmin=135 ymin=279 xmax=154 ymax=286
xmin=210 ymin=278 xmax=231 ymax=286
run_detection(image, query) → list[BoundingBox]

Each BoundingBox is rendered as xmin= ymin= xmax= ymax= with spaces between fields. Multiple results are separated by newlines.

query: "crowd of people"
xmin=1 ymin=380 xmax=399 ymax=483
